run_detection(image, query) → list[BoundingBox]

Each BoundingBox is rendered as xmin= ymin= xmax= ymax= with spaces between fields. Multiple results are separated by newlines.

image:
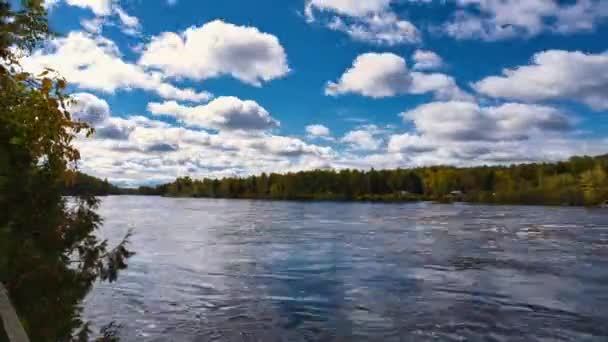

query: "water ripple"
xmin=84 ymin=197 xmax=608 ymax=341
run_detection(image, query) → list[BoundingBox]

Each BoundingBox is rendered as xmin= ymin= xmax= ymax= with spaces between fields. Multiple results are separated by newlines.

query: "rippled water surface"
xmin=85 ymin=196 xmax=608 ymax=341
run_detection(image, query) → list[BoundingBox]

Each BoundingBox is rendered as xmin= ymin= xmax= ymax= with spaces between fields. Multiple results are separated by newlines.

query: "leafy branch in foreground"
xmin=0 ymin=1 xmax=133 ymax=340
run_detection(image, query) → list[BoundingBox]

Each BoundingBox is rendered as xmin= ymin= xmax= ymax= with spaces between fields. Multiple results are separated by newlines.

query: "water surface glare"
xmin=85 ymin=196 xmax=608 ymax=341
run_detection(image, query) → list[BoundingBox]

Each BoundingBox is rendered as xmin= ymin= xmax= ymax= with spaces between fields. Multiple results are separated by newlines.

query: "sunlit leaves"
xmin=0 ymin=1 xmax=132 ymax=340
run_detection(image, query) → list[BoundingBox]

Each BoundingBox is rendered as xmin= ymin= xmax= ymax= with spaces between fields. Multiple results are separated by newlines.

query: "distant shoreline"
xmin=95 ymin=194 xmax=606 ymax=209
xmin=66 ymin=154 xmax=608 ymax=208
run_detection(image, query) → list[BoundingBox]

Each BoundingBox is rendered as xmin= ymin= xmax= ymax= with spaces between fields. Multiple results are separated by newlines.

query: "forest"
xmin=63 ymin=171 xmax=125 ymax=196
xmin=139 ymin=154 xmax=608 ymax=206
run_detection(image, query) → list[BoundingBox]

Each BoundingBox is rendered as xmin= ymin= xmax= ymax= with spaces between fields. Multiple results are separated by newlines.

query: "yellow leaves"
xmin=57 ymin=79 xmax=67 ymax=90
xmin=15 ymin=72 xmax=29 ymax=82
xmin=46 ymin=97 xmax=58 ymax=109
xmin=41 ymin=77 xmax=52 ymax=93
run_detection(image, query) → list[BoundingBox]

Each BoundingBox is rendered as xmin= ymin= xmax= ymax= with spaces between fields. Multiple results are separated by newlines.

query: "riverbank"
xmin=67 ymin=154 xmax=608 ymax=207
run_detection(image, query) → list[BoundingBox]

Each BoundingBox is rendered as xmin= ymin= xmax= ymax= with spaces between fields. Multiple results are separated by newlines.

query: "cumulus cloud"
xmin=58 ymin=0 xmax=141 ymax=36
xmin=114 ymin=6 xmax=139 ymax=28
xmin=139 ymin=20 xmax=290 ymax=86
xmin=77 ymin=125 xmax=336 ymax=186
xmin=65 ymin=0 xmax=112 ymax=16
xmin=305 ymin=0 xmax=391 ymax=18
xmin=326 ymin=53 xmax=412 ymax=97
xmin=80 ymin=17 xmax=104 ymax=34
xmin=114 ymin=6 xmax=141 ymax=35
xmin=410 ymin=73 xmax=474 ymax=101
xmin=65 ymin=93 xmax=171 ymax=142
xmin=305 ymin=0 xmax=420 ymax=46
xmin=69 ymin=92 xmax=110 ymax=125
xmin=400 ymin=101 xmax=572 ymax=142
xmin=70 ymin=97 xmax=334 ymax=185
xmin=248 ymin=135 xmax=334 ymax=157
xmin=388 ymin=133 xmax=436 ymax=153
xmin=147 ymin=97 xmax=280 ymax=131
xmin=386 ymin=135 xmax=606 ymax=167
xmin=382 ymin=100 xmax=597 ymax=168
xmin=443 ymin=0 xmax=608 ymax=41
xmin=554 ymin=0 xmax=608 ymax=33
xmin=326 ymin=12 xmax=420 ymax=45
xmin=306 ymin=124 xmax=331 ymax=137
xmin=326 ymin=52 xmax=472 ymax=100
xmin=412 ymin=50 xmax=443 ymax=70
xmin=342 ymin=130 xmax=382 ymax=150
xmin=95 ymin=116 xmax=171 ymax=141
xmin=71 ymin=95 xmax=601 ymax=186
xmin=341 ymin=125 xmax=387 ymax=150
xmin=20 ymin=32 xmax=212 ymax=102
xmin=473 ymin=50 xmax=608 ymax=111
xmin=43 ymin=0 xmax=61 ymax=10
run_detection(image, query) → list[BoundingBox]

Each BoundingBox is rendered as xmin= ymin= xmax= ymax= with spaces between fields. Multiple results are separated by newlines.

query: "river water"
xmin=84 ymin=196 xmax=608 ymax=341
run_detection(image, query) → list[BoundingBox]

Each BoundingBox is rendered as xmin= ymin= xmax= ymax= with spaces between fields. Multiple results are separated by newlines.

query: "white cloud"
xmin=326 ymin=53 xmax=412 ymax=97
xmin=327 ymin=12 xmax=420 ymax=46
xmin=71 ymin=97 xmax=335 ymax=185
xmin=341 ymin=125 xmax=384 ymax=150
xmin=306 ymin=124 xmax=331 ymax=137
xmin=554 ymin=0 xmax=608 ymax=33
xmin=388 ymin=133 xmax=436 ymax=153
xmin=20 ymin=32 xmax=212 ymax=103
xmin=114 ymin=7 xmax=139 ymax=28
xmin=66 ymin=0 xmax=112 ymax=16
xmin=247 ymin=135 xmax=334 ymax=157
xmin=385 ymin=135 xmax=606 ymax=168
xmin=69 ymin=92 xmax=110 ymax=125
xmin=400 ymin=101 xmax=572 ymax=142
xmin=412 ymin=50 xmax=443 ymax=70
xmin=71 ymin=96 xmax=603 ymax=186
xmin=93 ymin=115 xmax=172 ymax=141
xmin=43 ymin=0 xmax=60 ymax=10
xmin=64 ymin=0 xmax=141 ymax=36
xmin=147 ymin=97 xmax=280 ymax=131
xmin=114 ymin=6 xmax=141 ymax=35
xmin=67 ymin=94 xmax=171 ymax=141
xmin=305 ymin=0 xmax=419 ymax=46
xmin=139 ymin=20 xmax=290 ymax=86
xmin=77 ymin=125 xmax=336 ymax=186
xmin=410 ymin=72 xmax=474 ymax=102
xmin=80 ymin=17 xmax=104 ymax=34
xmin=305 ymin=0 xmax=391 ymax=18
xmin=473 ymin=50 xmax=608 ymax=110
xmin=383 ymin=100 xmax=597 ymax=168
xmin=443 ymin=0 xmax=608 ymax=41
xmin=326 ymin=52 xmax=471 ymax=101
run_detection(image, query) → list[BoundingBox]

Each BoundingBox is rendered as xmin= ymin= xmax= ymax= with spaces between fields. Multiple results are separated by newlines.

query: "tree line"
xmin=129 ymin=154 xmax=608 ymax=206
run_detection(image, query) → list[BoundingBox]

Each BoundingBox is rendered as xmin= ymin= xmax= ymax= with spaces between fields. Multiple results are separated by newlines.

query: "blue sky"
xmin=22 ymin=0 xmax=608 ymax=185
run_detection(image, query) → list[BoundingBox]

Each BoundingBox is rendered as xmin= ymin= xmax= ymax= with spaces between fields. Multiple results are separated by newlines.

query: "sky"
xmin=20 ymin=0 xmax=608 ymax=186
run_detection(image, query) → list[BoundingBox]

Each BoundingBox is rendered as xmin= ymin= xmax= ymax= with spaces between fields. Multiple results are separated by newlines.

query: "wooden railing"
xmin=0 ymin=284 xmax=29 ymax=342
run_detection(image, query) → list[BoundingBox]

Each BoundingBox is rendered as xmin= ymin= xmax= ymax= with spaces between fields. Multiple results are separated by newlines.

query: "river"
xmin=84 ymin=196 xmax=608 ymax=341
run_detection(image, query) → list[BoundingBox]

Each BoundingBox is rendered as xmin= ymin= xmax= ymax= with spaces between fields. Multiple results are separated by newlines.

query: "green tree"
xmin=0 ymin=1 xmax=132 ymax=340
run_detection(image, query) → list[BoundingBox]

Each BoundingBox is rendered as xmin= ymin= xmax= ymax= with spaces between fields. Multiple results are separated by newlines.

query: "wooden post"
xmin=0 ymin=284 xmax=29 ymax=342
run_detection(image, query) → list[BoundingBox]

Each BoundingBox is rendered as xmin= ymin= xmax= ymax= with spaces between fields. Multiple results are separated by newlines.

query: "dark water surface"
xmin=85 ymin=196 xmax=608 ymax=341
